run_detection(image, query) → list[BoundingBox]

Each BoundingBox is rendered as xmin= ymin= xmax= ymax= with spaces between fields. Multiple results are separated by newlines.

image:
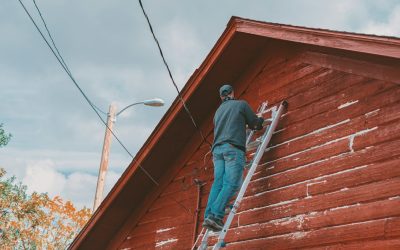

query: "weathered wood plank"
xmin=121 ymin=223 xmax=192 ymax=249
xmin=226 ymin=198 xmax=400 ymax=244
xmin=271 ymin=85 xmax=400 ymax=146
xmin=354 ymin=118 xmax=400 ymax=151
xmin=385 ymin=217 xmax=400 ymax=238
xmin=137 ymin=199 xmax=194 ymax=225
xmin=240 ymin=182 xmax=307 ymax=211
xmin=250 ymin=138 xmax=400 ymax=196
xmin=258 ymin=67 xmax=333 ymax=105
xmin=308 ymin=157 xmax=400 ymax=195
xmin=301 ymin=51 xmax=400 ymax=83
xmin=238 ymin=178 xmax=400 ymax=226
xmin=226 ymin=219 xmax=386 ymax=249
xmin=261 ymin=138 xmax=351 ymax=175
xmin=307 ymin=239 xmax=400 ymax=250
xmin=264 ymin=100 xmax=400 ymax=165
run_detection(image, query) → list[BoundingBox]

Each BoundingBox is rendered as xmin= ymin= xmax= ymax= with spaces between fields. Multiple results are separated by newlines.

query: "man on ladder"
xmin=203 ymin=84 xmax=264 ymax=231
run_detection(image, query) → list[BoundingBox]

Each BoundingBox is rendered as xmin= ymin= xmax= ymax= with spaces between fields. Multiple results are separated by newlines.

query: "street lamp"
xmin=93 ymin=98 xmax=165 ymax=211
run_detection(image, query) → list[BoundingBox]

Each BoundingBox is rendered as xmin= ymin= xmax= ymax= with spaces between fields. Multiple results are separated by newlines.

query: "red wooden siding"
xmin=117 ymin=45 xmax=400 ymax=249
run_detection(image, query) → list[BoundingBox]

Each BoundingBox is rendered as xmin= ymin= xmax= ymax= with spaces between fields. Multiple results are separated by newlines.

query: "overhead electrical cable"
xmin=17 ymin=0 xmax=159 ymax=186
xmin=33 ymin=0 xmax=109 ymax=116
xmin=137 ymin=0 xmax=212 ymax=148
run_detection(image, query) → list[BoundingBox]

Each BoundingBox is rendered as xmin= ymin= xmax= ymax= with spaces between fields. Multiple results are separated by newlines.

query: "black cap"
xmin=219 ymin=84 xmax=233 ymax=97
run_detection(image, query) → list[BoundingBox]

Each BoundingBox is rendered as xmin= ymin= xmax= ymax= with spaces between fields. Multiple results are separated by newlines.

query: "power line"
xmin=19 ymin=0 xmax=194 ymax=214
xmin=137 ymin=0 xmax=212 ymax=148
xmin=17 ymin=0 xmax=158 ymax=186
xmin=32 ymin=0 xmax=71 ymax=75
xmin=20 ymin=0 xmax=193 ymax=214
xmin=32 ymin=0 xmax=108 ymax=117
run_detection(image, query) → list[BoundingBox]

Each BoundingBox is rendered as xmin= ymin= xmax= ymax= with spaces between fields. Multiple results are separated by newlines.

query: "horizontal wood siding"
xmin=118 ymin=48 xmax=400 ymax=249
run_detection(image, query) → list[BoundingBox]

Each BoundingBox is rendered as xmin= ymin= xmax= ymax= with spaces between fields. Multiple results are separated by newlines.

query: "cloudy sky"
xmin=1 ymin=0 xmax=399 ymax=209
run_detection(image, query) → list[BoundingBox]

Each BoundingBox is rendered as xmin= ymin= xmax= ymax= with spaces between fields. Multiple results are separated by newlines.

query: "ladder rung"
xmin=263 ymin=118 xmax=273 ymax=126
xmin=193 ymin=100 xmax=287 ymax=250
xmin=246 ymin=139 xmax=261 ymax=151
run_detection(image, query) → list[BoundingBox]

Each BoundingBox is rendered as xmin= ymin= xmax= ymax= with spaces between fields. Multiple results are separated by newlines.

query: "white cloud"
xmin=62 ymin=172 xmax=98 ymax=209
xmin=22 ymin=160 xmax=66 ymax=197
xmin=104 ymin=170 xmax=121 ymax=196
xmin=160 ymin=18 xmax=207 ymax=89
xmin=360 ymin=5 xmax=400 ymax=36
xmin=12 ymin=158 xmax=122 ymax=209
xmin=1 ymin=147 xmax=128 ymax=175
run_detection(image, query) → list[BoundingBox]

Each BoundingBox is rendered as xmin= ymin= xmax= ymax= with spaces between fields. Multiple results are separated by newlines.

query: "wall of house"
xmin=118 ymin=45 xmax=400 ymax=249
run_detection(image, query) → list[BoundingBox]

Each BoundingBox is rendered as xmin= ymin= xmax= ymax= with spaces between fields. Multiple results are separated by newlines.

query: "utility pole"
xmin=92 ymin=98 xmax=164 ymax=212
xmin=93 ymin=103 xmax=116 ymax=211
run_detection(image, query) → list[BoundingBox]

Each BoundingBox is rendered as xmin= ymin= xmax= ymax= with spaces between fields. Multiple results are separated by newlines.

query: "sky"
xmin=1 ymin=0 xmax=399 ymax=209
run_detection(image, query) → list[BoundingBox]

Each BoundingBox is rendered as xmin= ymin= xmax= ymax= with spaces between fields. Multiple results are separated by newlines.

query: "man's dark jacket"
xmin=213 ymin=99 xmax=263 ymax=152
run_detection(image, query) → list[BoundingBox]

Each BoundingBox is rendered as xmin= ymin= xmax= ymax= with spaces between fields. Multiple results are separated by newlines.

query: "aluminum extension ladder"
xmin=192 ymin=100 xmax=288 ymax=250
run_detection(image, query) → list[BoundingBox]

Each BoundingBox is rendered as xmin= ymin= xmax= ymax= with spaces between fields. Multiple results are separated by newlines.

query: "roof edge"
xmin=69 ymin=16 xmax=240 ymax=249
xmin=232 ymin=17 xmax=400 ymax=59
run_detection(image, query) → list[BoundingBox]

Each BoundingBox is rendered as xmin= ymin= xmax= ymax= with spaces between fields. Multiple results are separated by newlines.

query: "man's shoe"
xmin=205 ymin=215 xmax=224 ymax=232
xmin=202 ymin=220 xmax=218 ymax=231
xmin=225 ymin=204 xmax=233 ymax=215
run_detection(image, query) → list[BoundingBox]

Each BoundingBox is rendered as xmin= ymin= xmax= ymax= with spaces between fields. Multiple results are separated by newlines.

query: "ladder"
xmin=192 ymin=100 xmax=288 ymax=250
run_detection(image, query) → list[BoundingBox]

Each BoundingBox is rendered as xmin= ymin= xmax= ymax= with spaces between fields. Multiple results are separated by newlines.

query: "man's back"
xmin=213 ymin=99 xmax=262 ymax=151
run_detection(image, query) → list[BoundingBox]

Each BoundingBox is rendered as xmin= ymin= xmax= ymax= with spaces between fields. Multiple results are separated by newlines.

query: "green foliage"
xmin=0 ymin=123 xmax=12 ymax=147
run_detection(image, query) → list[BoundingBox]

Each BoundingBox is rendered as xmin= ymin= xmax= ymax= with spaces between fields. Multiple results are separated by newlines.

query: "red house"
xmin=71 ymin=17 xmax=400 ymax=249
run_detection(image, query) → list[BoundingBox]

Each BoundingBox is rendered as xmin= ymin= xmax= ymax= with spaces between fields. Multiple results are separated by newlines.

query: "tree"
xmin=0 ymin=169 xmax=92 ymax=249
xmin=0 ymin=123 xmax=12 ymax=147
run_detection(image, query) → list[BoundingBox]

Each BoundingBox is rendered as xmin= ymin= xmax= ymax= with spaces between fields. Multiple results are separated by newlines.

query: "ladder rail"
xmin=192 ymin=228 xmax=208 ymax=250
xmin=198 ymin=229 xmax=210 ymax=250
xmin=245 ymin=101 xmax=268 ymax=147
xmin=212 ymin=101 xmax=287 ymax=250
xmin=192 ymin=101 xmax=287 ymax=250
xmin=195 ymin=101 xmax=268 ymax=250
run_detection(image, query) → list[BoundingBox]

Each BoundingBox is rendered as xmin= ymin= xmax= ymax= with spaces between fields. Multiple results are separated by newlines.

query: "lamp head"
xmin=143 ymin=98 xmax=165 ymax=107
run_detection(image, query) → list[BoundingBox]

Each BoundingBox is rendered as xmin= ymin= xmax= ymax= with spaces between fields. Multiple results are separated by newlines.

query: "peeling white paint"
xmin=246 ymin=155 xmax=367 ymax=203
xmin=290 ymin=231 xmax=308 ymax=239
xmin=269 ymin=119 xmax=351 ymax=150
xmin=155 ymin=238 xmax=178 ymax=248
xmin=294 ymin=215 xmax=305 ymax=230
xmin=262 ymin=105 xmax=278 ymax=115
xmin=309 ymin=180 xmax=328 ymax=185
xmin=156 ymin=227 xmax=174 ymax=233
xmin=365 ymin=109 xmax=380 ymax=118
xmin=329 ymin=203 xmax=360 ymax=211
xmin=237 ymin=198 xmax=299 ymax=215
xmin=348 ymin=127 xmax=378 ymax=152
xmin=338 ymin=100 xmax=359 ymax=109
xmin=355 ymin=127 xmax=378 ymax=136
xmin=269 ymin=198 xmax=299 ymax=208
xmin=266 ymin=134 xmax=349 ymax=165
xmin=389 ymin=196 xmax=400 ymax=200
xmin=274 ymin=128 xmax=286 ymax=134
xmin=314 ymin=165 xmax=368 ymax=180
xmin=349 ymin=135 xmax=355 ymax=152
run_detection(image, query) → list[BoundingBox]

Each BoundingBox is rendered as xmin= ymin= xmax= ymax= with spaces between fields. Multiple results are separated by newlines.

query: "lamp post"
xmin=93 ymin=98 xmax=164 ymax=211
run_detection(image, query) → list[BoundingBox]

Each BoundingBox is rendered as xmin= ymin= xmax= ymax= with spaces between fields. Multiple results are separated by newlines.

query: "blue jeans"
xmin=204 ymin=143 xmax=245 ymax=220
